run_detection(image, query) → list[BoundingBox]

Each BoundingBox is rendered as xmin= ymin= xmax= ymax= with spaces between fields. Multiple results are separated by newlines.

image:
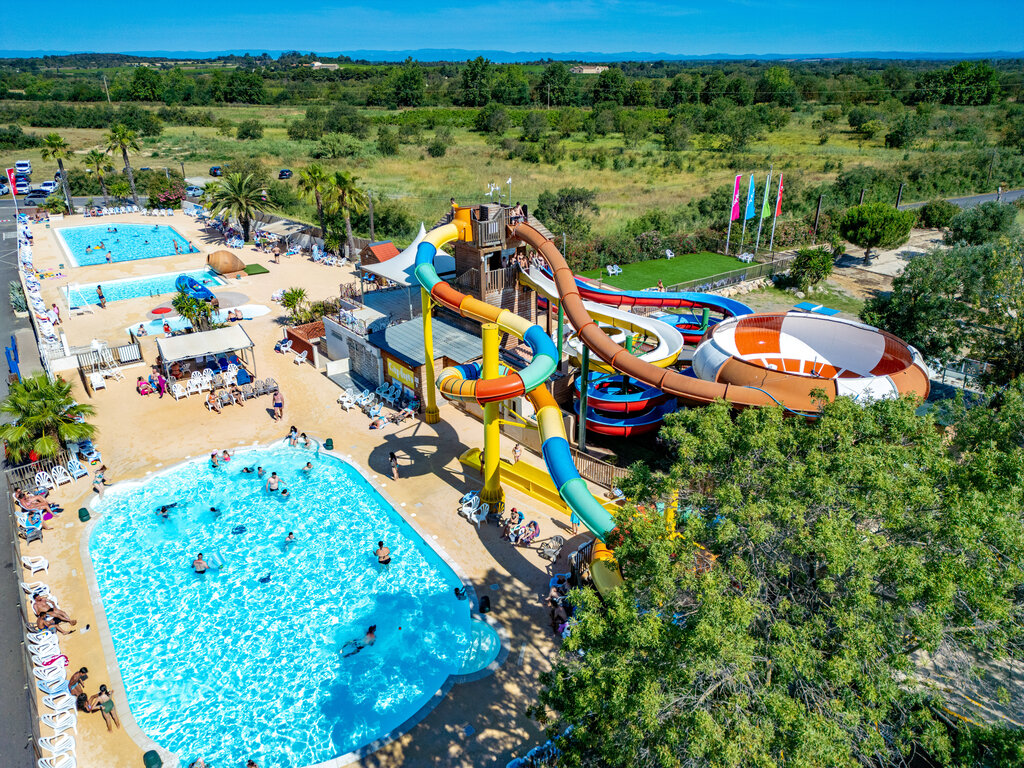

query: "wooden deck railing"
xmin=571 ymin=447 xmax=629 ymax=489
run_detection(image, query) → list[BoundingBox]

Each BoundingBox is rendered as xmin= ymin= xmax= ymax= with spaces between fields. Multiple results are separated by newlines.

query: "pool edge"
xmin=80 ymin=439 xmax=511 ymax=768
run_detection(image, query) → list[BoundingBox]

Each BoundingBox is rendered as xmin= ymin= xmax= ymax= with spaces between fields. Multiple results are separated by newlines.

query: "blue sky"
xmin=10 ymin=1 xmax=1023 ymax=54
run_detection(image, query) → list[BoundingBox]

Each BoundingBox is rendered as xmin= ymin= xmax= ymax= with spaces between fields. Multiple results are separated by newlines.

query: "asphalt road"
xmin=0 ymin=206 xmax=39 ymax=767
xmin=899 ymin=187 xmax=1024 ymax=211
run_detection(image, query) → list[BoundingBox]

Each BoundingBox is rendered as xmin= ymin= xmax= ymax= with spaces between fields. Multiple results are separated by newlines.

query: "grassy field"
xmin=0 ymin=102 xmax=1005 ymax=241
xmin=578 ymin=251 xmax=739 ymax=289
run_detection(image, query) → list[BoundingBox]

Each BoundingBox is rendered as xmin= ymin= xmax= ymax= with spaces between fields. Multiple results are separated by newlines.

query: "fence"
xmin=571 ymin=447 xmax=629 ymax=490
xmin=659 ymin=254 xmax=797 ymax=294
xmin=5 ymin=450 xmax=74 ymax=493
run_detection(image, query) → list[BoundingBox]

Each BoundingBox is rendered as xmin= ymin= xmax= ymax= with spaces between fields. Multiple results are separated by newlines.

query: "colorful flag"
xmin=744 ymin=175 xmax=756 ymax=220
xmin=730 ymin=174 xmax=742 ymax=221
xmin=775 ymin=172 xmax=784 ymax=217
xmin=760 ymin=171 xmax=772 ymax=219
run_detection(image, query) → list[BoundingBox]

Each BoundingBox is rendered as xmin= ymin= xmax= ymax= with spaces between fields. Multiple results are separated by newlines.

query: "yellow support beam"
xmin=480 ymin=323 xmax=504 ymax=507
xmin=421 ymin=288 xmax=439 ymax=424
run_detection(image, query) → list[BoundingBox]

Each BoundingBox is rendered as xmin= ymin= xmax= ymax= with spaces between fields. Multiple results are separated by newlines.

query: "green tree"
xmin=456 ymin=56 xmax=492 ymax=107
xmin=491 ymin=65 xmax=531 ymax=106
xmin=214 ymin=117 xmax=234 ymax=137
xmin=754 ymin=65 xmax=800 ymax=106
xmin=0 ymin=374 xmax=96 ymax=462
xmin=171 ymin=291 xmax=213 ymax=332
xmin=376 ymin=126 xmax=398 ymax=156
xmin=839 ymin=202 xmax=915 ymax=261
xmin=40 ymin=132 xmax=75 ymax=214
xmin=885 ymin=112 xmax=927 ymax=149
xmin=235 ymin=119 xmax=263 ymax=140
xmin=625 ymin=79 xmax=653 ymax=107
xmin=535 ymin=186 xmax=600 ymax=239
xmin=592 ymin=67 xmax=628 ymax=105
xmin=535 ymin=396 xmax=1024 ymax=768
xmin=326 ymin=170 xmax=367 ymax=258
xmin=389 ymin=59 xmax=425 ymax=108
xmin=539 ymin=62 xmax=574 ymax=106
xmin=475 ymin=103 xmax=510 ymax=135
xmin=296 ymin=163 xmax=330 ymax=237
xmin=107 ymin=178 xmax=130 ymax=201
xmin=945 ymin=201 xmax=1018 ymax=246
xmin=105 ymin=123 xmax=141 ymax=206
xmin=521 ymin=111 xmax=547 ymax=142
xmin=128 ymin=66 xmax=162 ymax=101
xmin=82 ymin=148 xmax=112 ymax=205
xmin=942 ymin=60 xmax=1001 ymax=106
xmin=206 ymin=172 xmax=271 ymax=242
xmin=280 ymin=286 xmax=308 ymax=321
xmin=969 ymin=239 xmax=1024 ymax=384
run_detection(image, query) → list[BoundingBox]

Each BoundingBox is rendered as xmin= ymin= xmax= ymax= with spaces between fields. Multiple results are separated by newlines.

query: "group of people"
xmin=205 ymin=382 xmax=246 ymax=414
xmin=286 ymin=426 xmax=312 ymax=448
xmin=136 ymin=369 xmax=169 ymax=397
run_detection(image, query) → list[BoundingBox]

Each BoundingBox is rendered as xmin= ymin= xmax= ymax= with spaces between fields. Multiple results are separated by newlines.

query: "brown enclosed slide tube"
xmin=513 ymin=223 xmax=928 ymax=412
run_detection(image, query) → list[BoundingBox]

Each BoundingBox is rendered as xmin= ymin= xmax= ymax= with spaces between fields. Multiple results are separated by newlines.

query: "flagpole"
xmin=725 ymin=214 xmax=733 ymax=256
xmin=768 ymin=172 xmax=783 ymax=257
xmin=740 ymin=217 xmax=748 ymax=255
xmin=725 ymin=174 xmax=740 ymax=256
xmin=754 ymin=167 xmax=772 ymax=257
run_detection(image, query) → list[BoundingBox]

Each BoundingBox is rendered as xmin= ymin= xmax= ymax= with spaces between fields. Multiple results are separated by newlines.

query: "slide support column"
xmin=700 ymin=307 xmax=710 ymax=334
xmin=578 ymin=343 xmax=590 ymax=453
xmin=480 ymin=322 xmax=505 ymax=508
xmin=556 ymin=302 xmax=564 ymax=365
xmin=421 ymin=288 xmax=440 ymax=424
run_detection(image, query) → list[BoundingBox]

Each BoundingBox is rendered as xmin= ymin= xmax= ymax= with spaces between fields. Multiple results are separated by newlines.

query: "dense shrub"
xmin=236 ymin=119 xmax=263 ymax=140
xmin=945 ymin=201 xmax=1018 ymax=245
xmin=375 ymin=126 xmax=398 ymax=156
xmin=917 ymin=199 xmax=960 ymax=229
xmin=310 ymin=133 xmax=362 ymax=159
xmin=0 ymin=123 xmax=42 ymax=149
xmin=789 ymin=246 xmax=835 ymax=289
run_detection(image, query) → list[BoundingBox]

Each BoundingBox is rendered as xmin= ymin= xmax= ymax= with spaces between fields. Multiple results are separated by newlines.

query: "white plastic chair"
xmin=50 ymin=466 xmax=73 ymax=486
xmin=40 ymin=710 xmax=77 ymax=736
xmin=20 ymin=581 xmax=50 ymax=596
xmin=470 ymin=503 xmax=490 ymax=528
xmin=459 ymin=496 xmax=482 ymax=518
xmin=33 ymin=662 xmax=64 ymax=682
xmin=38 ymin=753 xmax=77 ymax=768
xmin=35 ymin=471 xmax=55 ymax=490
xmin=37 ymin=677 xmax=70 ymax=696
xmin=41 ymin=693 xmax=75 ymax=713
xmin=293 ymin=350 xmax=308 ymax=365
xmin=171 ymin=383 xmax=188 ymax=400
xmin=186 ymin=379 xmax=203 ymax=396
xmin=39 ymin=733 xmax=74 ymax=756
xmin=22 ymin=556 xmax=48 ymax=574
xmin=66 ymin=459 xmax=88 ymax=480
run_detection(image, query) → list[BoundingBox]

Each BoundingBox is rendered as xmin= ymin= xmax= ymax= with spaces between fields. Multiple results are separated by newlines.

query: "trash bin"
xmin=324 ymin=438 xmax=334 ymax=450
xmin=78 ymin=508 xmax=90 ymax=522
xmin=143 ymin=750 xmax=162 ymax=768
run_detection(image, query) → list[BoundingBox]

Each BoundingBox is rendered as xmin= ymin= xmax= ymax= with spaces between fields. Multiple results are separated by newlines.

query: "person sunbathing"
xmin=229 ymin=383 xmax=244 ymax=406
xmin=32 ymin=594 xmax=77 ymax=625
xmin=207 ymin=391 xmax=222 ymax=413
xmin=136 ymin=376 xmax=154 ymax=395
xmin=15 ymin=489 xmax=54 ymax=515
xmin=23 ymin=508 xmax=52 ymax=530
xmin=37 ymin=610 xmax=74 ymax=634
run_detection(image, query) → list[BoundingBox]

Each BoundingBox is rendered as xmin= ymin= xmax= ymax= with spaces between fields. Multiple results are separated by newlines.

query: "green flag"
xmin=760 ymin=172 xmax=772 ymax=219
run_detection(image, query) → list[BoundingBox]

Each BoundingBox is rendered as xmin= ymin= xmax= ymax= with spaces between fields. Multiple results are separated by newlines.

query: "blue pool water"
xmin=66 ymin=269 xmax=223 ymax=308
xmin=56 ymin=223 xmax=194 ymax=266
xmin=89 ymin=445 xmax=499 ymax=768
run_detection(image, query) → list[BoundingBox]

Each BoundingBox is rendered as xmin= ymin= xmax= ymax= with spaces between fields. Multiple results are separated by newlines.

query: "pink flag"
xmin=775 ymin=172 xmax=784 ymax=217
xmin=730 ymin=174 xmax=742 ymax=221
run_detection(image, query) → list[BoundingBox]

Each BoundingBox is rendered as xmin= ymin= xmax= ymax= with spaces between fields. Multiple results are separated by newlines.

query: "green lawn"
xmin=579 ymin=252 xmax=743 ymax=290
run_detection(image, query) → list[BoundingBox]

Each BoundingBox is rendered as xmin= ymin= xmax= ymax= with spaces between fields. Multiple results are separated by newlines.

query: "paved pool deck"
xmin=15 ymin=212 xmax=602 ymax=768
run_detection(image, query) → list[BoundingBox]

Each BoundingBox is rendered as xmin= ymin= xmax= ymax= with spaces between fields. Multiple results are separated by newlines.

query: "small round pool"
xmin=88 ymin=444 xmax=500 ymax=768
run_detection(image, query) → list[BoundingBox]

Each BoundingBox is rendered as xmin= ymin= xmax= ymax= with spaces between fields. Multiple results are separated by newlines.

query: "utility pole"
xmin=812 ymin=195 xmax=823 ymax=243
xmin=102 ymin=74 xmax=111 ymax=104
xmin=179 ymin=161 xmax=185 ymax=179
xmin=858 ymin=188 xmax=865 ymax=205
xmin=895 ymin=182 xmax=905 ymax=209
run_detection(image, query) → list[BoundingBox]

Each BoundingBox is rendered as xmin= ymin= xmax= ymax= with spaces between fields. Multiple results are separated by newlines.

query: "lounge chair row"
xmin=84 ymin=205 xmax=140 ymax=216
xmin=17 ymin=577 xmax=80 ymax=768
xmin=143 ymin=208 xmax=175 ymax=217
xmin=32 ymin=457 xmax=90 ymax=494
xmin=174 ymin=378 xmax=277 ymax=402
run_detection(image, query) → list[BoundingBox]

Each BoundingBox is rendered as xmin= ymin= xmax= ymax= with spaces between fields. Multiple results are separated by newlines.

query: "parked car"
xmin=278 ymin=168 xmax=293 ymax=179
xmin=14 ymin=160 xmax=32 ymax=176
xmin=14 ymin=174 xmax=30 ymax=186
xmin=15 ymin=180 xmax=30 ymax=194
xmin=209 ymin=166 xmax=223 ymax=177
xmin=139 ymin=167 xmax=152 ymax=172
xmin=39 ymin=181 xmax=58 ymax=193
xmin=24 ymin=189 xmax=50 ymax=203
xmin=0 ymin=183 xmax=9 ymax=196
xmin=186 ymin=185 xmax=204 ymax=197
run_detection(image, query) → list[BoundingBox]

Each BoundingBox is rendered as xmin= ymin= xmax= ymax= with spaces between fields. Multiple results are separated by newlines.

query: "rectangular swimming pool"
xmin=55 ymin=223 xmax=196 ymax=266
xmin=65 ymin=269 xmax=224 ymax=308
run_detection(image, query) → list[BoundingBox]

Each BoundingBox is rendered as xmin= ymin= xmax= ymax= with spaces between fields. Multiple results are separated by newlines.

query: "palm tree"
xmin=83 ymin=149 xmax=112 ymax=205
xmin=40 ymin=133 xmax=75 ymax=214
xmin=296 ymin=164 xmax=330 ymax=239
xmin=171 ymin=292 xmax=213 ymax=332
xmin=206 ymin=173 xmax=269 ymax=243
xmin=327 ymin=171 xmax=368 ymax=259
xmin=105 ymin=124 xmax=141 ymax=206
xmin=280 ymin=287 xmax=308 ymax=321
xmin=0 ymin=375 xmax=96 ymax=462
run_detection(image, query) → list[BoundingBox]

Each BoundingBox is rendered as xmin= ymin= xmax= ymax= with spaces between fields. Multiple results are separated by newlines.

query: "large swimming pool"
xmin=89 ymin=445 xmax=500 ymax=768
xmin=65 ymin=268 xmax=223 ymax=308
xmin=55 ymin=223 xmax=194 ymax=266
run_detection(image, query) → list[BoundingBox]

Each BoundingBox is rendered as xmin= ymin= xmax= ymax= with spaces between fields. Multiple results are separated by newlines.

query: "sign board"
xmin=385 ymin=356 xmax=415 ymax=391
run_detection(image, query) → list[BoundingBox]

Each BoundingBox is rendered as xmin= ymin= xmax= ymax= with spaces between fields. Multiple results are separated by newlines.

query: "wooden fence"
xmin=571 ymin=447 xmax=629 ymax=490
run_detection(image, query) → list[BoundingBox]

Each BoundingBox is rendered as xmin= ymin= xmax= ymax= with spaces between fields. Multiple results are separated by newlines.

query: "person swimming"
xmin=266 ymin=473 xmax=280 ymax=491
xmin=157 ymin=503 xmax=177 ymax=519
xmin=210 ymin=452 xmax=219 ymax=468
xmin=193 ymin=553 xmax=208 ymax=574
xmin=302 ymin=462 xmax=313 ymax=473
xmin=341 ymin=625 xmax=377 ymax=658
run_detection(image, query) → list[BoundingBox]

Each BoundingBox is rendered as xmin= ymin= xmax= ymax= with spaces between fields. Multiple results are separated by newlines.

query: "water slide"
xmin=512 ymin=223 xmax=931 ymax=414
xmin=175 ymin=274 xmax=215 ymax=303
xmin=414 ymin=222 xmax=617 ymax=542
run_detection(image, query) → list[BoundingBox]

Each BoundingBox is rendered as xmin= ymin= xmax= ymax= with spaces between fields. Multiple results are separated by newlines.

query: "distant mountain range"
xmin=1 ymin=48 xmax=1022 ymax=63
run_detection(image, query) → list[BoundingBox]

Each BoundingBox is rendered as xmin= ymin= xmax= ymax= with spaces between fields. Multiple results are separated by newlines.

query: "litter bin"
xmin=78 ymin=508 xmax=90 ymax=522
xmin=143 ymin=750 xmax=162 ymax=768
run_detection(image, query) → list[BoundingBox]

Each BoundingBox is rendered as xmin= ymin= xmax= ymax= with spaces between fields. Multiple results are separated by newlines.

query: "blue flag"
xmin=744 ymin=175 xmax=756 ymax=220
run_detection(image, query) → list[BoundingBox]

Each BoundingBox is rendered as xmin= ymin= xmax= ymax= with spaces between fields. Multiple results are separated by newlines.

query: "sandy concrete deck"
xmin=17 ymin=213 xmax=597 ymax=768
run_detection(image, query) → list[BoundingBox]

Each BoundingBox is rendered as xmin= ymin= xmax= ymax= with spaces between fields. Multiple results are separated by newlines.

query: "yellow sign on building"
xmin=386 ymin=357 xmax=416 ymax=390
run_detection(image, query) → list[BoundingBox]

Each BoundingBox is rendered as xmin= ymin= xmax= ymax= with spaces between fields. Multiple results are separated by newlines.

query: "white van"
xmin=14 ymin=160 xmax=32 ymax=176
